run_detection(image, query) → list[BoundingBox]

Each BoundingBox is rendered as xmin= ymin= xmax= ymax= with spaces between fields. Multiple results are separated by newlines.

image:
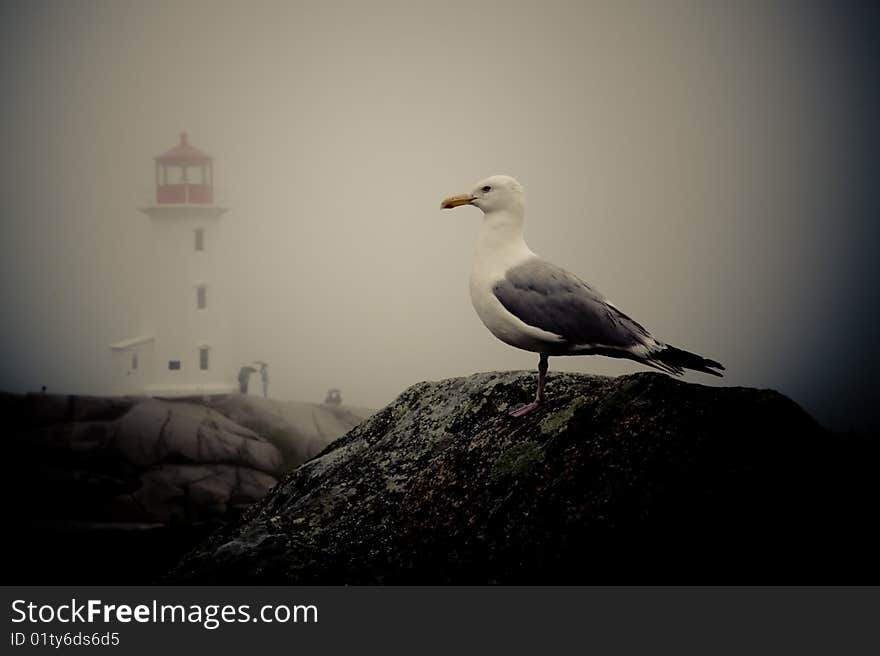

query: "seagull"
xmin=441 ymin=175 xmax=724 ymax=417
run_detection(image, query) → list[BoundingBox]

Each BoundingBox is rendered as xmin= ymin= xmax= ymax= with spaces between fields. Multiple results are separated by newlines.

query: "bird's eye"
xmin=481 ymin=185 xmax=492 ymax=193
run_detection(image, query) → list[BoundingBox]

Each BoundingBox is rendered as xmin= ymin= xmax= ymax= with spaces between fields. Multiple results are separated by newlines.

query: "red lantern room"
xmin=154 ymin=132 xmax=213 ymax=204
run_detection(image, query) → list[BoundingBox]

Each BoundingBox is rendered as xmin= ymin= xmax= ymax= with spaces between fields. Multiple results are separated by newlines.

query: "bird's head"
xmin=441 ymin=175 xmax=524 ymax=215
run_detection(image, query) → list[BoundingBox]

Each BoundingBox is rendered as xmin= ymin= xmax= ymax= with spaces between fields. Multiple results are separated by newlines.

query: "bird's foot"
xmin=509 ymin=401 xmax=542 ymax=417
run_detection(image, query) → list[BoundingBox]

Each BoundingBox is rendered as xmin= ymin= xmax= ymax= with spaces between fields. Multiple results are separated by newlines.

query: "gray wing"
xmin=493 ymin=257 xmax=653 ymax=350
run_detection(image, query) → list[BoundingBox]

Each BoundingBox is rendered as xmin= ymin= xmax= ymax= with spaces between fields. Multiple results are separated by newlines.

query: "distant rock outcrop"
xmin=7 ymin=395 xmax=282 ymax=523
xmin=2 ymin=391 xmax=370 ymax=583
xmin=206 ymin=395 xmax=373 ymax=470
xmin=167 ymin=372 xmax=878 ymax=584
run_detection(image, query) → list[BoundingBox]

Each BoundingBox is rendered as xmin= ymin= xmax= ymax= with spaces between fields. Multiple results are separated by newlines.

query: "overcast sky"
xmin=1 ymin=0 xmax=878 ymax=433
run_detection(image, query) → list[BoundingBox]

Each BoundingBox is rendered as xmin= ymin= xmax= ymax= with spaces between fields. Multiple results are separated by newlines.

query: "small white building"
xmin=111 ymin=133 xmax=236 ymax=396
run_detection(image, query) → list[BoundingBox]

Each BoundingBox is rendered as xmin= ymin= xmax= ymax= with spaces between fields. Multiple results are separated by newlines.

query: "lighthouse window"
xmin=197 ymin=285 xmax=207 ymax=309
xmin=194 ymin=228 xmax=204 ymax=251
xmin=168 ymin=360 xmax=181 ymax=370
xmin=199 ymin=348 xmax=209 ymax=370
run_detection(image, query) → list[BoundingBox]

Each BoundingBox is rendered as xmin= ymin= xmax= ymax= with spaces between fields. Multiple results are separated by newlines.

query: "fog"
xmin=1 ymin=1 xmax=878 ymax=433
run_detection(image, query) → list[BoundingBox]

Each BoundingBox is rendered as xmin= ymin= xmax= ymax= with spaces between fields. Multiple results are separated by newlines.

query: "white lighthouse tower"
xmin=111 ymin=133 xmax=236 ymax=396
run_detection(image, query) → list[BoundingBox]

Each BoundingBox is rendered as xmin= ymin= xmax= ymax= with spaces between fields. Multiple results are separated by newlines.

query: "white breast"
xmin=468 ymin=216 xmax=564 ymax=353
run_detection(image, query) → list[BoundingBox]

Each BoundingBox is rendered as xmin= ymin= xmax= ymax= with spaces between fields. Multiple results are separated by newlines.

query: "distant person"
xmin=259 ymin=363 xmax=269 ymax=398
xmin=41 ymin=385 xmax=46 ymax=394
xmin=238 ymin=366 xmax=256 ymax=394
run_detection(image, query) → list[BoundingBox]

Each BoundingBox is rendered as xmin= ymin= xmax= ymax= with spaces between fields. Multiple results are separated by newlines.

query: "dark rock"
xmin=2 ymin=388 xmax=374 ymax=584
xmin=167 ymin=371 xmax=879 ymax=584
xmin=6 ymin=395 xmax=283 ymax=524
xmin=2 ymin=392 xmax=284 ymax=583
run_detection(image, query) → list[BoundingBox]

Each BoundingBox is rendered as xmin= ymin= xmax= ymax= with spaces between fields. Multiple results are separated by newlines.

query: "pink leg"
xmin=509 ymin=400 xmax=541 ymax=417
xmin=509 ymin=354 xmax=549 ymax=417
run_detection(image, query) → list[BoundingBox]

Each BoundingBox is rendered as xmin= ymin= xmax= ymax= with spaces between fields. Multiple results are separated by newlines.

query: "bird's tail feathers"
xmin=648 ymin=344 xmax=725 ymax=377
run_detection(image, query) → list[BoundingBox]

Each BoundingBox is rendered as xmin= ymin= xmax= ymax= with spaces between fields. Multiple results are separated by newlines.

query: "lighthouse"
xmin=111 ymin=133 xmax=236 ymax=396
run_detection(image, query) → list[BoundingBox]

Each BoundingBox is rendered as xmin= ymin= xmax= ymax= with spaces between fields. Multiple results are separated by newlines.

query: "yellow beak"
xmin=440 ymin=194 xmax=476 ymax=209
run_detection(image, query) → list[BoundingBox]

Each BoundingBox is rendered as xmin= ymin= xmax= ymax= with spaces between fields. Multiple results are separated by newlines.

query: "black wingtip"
xmin=654 ymin=345 xmax=725 ymax=377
